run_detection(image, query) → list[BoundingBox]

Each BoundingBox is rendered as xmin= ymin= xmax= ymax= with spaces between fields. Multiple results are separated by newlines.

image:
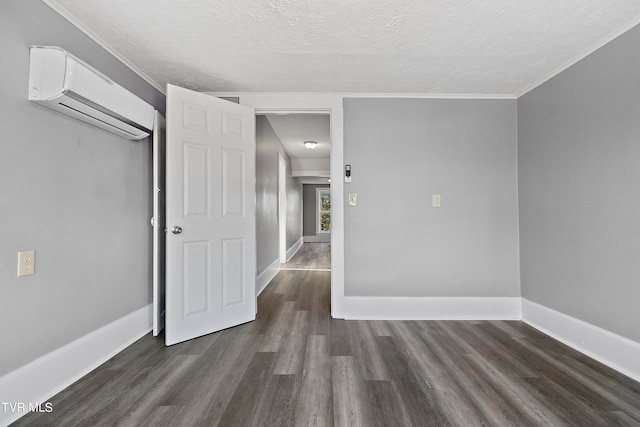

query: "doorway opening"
xmin=242 ymin=93 xmax=344 ymax=319
xmin=257 ymin=112 xmax=332 ymax=275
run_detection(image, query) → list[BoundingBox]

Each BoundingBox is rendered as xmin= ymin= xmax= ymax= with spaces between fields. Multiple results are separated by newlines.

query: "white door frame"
xmin=152 ymin=111 xmax=166 ymax=336
xmin=229 ymin=94 xmax=345 ymax=318
xmin=278 ymin=152 xmax=287 ymax=263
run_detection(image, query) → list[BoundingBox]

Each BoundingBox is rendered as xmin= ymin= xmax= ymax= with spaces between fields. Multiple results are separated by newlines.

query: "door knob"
xmin=171 ymin=226 xmax=183 ymax=234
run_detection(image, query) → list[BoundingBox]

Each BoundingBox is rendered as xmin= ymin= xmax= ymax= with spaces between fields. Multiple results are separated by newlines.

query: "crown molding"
xmin=207 ymin=92 xmax=517 ymax=100
xmin=42 ymin=0 xmax=166 ymax=95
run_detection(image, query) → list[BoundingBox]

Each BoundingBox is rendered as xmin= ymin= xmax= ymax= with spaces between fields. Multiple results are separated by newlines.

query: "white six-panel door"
xmin=165 ymin=84 xmax=256 ymax=346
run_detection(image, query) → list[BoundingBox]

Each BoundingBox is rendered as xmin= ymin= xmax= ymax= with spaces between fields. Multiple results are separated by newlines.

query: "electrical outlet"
xmin=432 ymin=194 xmax=441 ymax=208
xmin=349 ymin=193 xmax=357 ymax=206
xmin=17 ymin=250 xmax=35 ymax=277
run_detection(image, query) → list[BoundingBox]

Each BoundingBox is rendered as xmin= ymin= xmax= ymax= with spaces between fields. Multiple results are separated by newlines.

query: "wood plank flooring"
xmin=13 ymin=269 xmax=640 ymax=426
xmin=282 ymin=242 xmax=331 ymax=270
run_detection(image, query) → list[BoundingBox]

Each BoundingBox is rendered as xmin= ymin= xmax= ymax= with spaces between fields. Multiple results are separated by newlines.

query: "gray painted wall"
xmin=255 ymin=116 xmax=303 ymax=278
xmin=0 ymin=0 xmax=165 ymax=376
xmin=286 ymin=174 xmax=303 ymax=251
xmin=343 ymin=98 xmax=520 ymax=297
xmin=518 ymin=24 xmax=640 ymax=342
xmin=303 ymin=184 xmax=330 ymax=237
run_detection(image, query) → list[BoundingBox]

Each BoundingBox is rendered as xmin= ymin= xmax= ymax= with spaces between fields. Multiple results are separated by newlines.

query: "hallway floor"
xmin=282 ymin=242 xmax=331 ymax=270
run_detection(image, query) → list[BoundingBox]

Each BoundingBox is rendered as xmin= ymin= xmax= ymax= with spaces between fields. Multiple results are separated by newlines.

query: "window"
xmin=317 ymin=187 xmax=331 ymax=233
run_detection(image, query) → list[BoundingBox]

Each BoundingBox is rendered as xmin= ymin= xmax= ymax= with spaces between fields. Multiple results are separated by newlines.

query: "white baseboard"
xmin=0 ymin=304 xmax=152 ymax=426
xmin=341 ymin=296 xmax=521 ymax=320
xmin=303 ymin=235 xmax=331 ymax=243
xmin=256 ymin=258 xmax=280 ymax=296
xmin=522 ymin=298 xmax=640 ymax=382
xmin=286 ymin=237 xmax=304 ymax=262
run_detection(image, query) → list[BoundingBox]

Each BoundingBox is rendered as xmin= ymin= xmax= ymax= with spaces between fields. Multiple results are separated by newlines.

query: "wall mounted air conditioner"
xmin=28 ymin=46 xmax=154 ymax=140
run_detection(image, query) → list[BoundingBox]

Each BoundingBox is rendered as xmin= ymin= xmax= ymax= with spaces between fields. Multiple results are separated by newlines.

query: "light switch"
xmin=17 ymin=250 xmax=35 ymax=277
xmin=432 ymin=194 xmax=441 ymax=208
xmin=349 ymin=193 xmax=357 ymax=206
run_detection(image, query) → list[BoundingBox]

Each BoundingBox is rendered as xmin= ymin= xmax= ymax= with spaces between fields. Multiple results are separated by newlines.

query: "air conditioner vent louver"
xmin=59 ymin=103 xmax=139 ymax=137
xmin=28 ymin=46 xmax=154 ymax=140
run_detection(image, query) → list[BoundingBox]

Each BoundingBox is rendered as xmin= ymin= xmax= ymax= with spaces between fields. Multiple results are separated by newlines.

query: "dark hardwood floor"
xmin=282 ymin=242 xmax=331 ymax=270
xmin=13 ymin=268 xmax=640 ymax=426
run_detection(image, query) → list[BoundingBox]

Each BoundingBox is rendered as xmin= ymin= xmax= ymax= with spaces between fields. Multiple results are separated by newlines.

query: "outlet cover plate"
xmin=17 ymin=250 xmax=35 ymax=277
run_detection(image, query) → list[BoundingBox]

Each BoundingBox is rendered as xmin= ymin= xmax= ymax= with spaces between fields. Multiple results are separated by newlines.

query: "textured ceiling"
xmin=46 ymin=0 xmax=640 ymax=96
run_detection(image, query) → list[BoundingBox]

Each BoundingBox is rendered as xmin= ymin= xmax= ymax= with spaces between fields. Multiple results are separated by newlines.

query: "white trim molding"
xmin=256 ymin=258 xmax=281 ymax=297
xmin=522 ymin=299 xmax=640 ymax=383
xmin=286 ymin=237 xmax=304 ymax=262
xmin=0 ymin=304 xmax=152 ymax=426
xmin=42 ymin=1 xmax=166 ymax=95
xmin=341 ymin=297 xmax=521 ymax=320
xmin=211 ymin=92 xmax=517 ymax=100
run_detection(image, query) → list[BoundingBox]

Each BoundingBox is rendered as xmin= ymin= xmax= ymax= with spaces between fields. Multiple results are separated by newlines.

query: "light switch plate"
xmin=17 ymin=250 xmax=35 ymax=277
xmin=348 ymin=193 xmax=357 ymax=206
xmin=432 ymin=194 xmax=441 ymax=208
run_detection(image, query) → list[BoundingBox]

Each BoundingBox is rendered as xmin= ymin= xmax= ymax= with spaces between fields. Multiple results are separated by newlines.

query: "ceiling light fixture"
xmin=304 ymin=140 xmax=318 ymax=149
